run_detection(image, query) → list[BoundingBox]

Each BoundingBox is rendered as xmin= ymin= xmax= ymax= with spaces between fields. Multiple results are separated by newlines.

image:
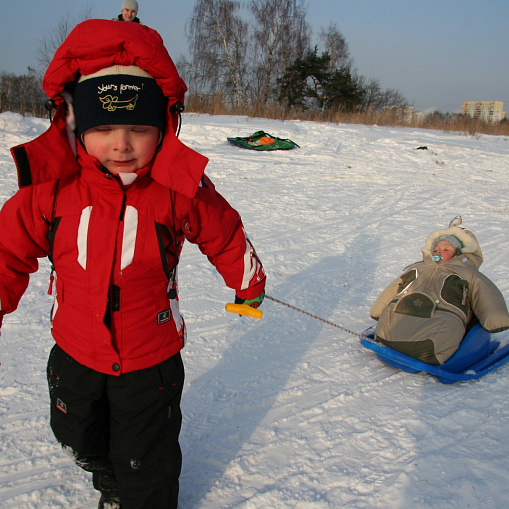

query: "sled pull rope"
xmin=225 ymin=294 xmax=373 ymax=341
xmin=265 ymin=295 xmax=372 ymax=341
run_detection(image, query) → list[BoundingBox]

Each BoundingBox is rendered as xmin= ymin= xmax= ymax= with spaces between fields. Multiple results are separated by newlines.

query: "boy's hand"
xmin=235 ymin=290 xmax=265 ymax=309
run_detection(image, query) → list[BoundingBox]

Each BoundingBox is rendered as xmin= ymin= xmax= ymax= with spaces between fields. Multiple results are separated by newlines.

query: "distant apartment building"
xmin=462 ymin=100 xmax=507 ymax=123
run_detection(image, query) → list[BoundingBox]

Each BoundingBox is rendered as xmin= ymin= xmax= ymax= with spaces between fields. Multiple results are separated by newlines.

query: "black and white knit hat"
xmin=73 ymin=65 xmax=167 ymax=136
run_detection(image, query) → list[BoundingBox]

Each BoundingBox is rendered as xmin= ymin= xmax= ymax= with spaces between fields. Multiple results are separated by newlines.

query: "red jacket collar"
xmin=10 ymin=101 xmax=208 ymax=198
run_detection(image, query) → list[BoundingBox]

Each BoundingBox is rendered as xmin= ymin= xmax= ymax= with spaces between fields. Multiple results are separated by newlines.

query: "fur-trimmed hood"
xmin=422 ymin=216 xmax=483 ymax=268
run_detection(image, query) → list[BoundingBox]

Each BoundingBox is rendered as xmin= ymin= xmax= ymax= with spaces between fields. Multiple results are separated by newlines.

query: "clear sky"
xmin=1 ymin=0 xmax=508 ymax=113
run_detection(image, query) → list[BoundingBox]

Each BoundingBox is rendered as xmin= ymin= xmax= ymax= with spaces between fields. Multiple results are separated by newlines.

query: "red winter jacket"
xmin=0 ymin=20 xmax=265 ymax=375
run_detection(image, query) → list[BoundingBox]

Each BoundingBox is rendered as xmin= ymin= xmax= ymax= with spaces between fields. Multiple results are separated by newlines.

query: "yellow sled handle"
xmin=225 ymin=303 xmax=263 ymax=319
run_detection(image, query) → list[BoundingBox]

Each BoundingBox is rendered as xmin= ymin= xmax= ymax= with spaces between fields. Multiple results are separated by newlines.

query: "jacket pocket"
xmin=394 ymin=292 xmax=436 ymax=318
xmin=153 ymin=280 xmax=170 ymax=310
xmin=440 ymin=274 xmax=469 ymax=318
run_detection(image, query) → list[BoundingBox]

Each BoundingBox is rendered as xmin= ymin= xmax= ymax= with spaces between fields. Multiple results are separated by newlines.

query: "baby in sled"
xmin=370 ymin=217 xmax=509 ymax=365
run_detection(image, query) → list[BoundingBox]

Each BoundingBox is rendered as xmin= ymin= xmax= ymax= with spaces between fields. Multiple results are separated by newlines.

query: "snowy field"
xmin=1 ymin=111 xmax=509 ymax=508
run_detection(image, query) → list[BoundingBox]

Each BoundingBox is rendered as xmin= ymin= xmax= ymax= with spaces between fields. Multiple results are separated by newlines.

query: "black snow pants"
xmin=47 ymin=344 xmax=185 ymax=509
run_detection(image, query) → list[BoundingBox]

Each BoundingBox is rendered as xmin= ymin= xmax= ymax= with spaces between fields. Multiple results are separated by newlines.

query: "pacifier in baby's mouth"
xmin=432 ymin=253 xmax=443 ymax=264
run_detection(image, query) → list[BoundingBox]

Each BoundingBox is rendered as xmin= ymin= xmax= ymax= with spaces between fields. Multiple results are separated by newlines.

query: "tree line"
xmin=0 ymin=7 xmax=89 ymax=118
xmin=0 ymin=68 xmax=48 ymax=118
xmin=180 ymin=0 xmax=407 ymax=115
xmin=1 ymin=1 xmax=406 ymax=118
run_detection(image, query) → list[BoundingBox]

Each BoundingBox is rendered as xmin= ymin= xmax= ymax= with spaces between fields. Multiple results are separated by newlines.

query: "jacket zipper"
xmin=111 ymin=190 xmax=127 ymax=315
xmin=119 ymin=193 xmax=127 ymax=221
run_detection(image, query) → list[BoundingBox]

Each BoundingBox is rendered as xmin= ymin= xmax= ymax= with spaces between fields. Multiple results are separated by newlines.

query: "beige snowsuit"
xmin=370 ymin=224 xmax=509 ymax=364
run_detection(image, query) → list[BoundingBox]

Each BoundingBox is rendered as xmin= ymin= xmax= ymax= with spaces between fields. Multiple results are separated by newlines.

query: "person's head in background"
xmin=120 ymin=0 xmax=139 ymax=22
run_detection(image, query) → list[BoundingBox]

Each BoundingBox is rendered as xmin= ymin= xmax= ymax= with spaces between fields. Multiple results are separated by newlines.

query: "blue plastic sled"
xmin=361 ymin=323 xmax=509 ymax=383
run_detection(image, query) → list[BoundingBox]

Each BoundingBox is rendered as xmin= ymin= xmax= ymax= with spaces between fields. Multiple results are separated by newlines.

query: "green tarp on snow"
xmin=227 ymin=130 xmax=299 ymax=151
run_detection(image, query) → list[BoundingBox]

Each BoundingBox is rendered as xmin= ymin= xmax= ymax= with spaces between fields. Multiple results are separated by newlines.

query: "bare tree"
xmin=319 ymin=23 xmax=351 ymax=71
xmin=379 ymin=88 xmax=407 ymax=109
xmin=250 ymin=0 xmax=310 ymax=106
xmin=359 ymin=77 xmax=407 ymax=111
xmin=359 ymin=77 xmax=382 ymax=111
xmin=0 ymin=6 xmax=95 ymax=118
xmin=36 ymin=6 xmax=93 ymax=76
xmin=187 ymin=0 xmax=249 ymax=107
xmin=0 ymin=69 xmax=47 ymax=117
xmin=186 ymin=0 xmax=310 ymax=108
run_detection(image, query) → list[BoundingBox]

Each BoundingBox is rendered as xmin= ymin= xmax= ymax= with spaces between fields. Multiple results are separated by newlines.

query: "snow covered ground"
xmin=1 ymin=111 xmax=509 ymax=508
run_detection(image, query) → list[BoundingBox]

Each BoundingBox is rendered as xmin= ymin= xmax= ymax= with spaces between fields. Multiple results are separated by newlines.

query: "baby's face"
xmin=432 ymin=240 xmax=456 ymax=264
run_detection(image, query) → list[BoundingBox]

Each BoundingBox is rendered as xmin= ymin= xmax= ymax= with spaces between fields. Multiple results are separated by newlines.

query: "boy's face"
xmin=432 ymin=240 xmax=456 ymax=264
xmin=83 ymin=125 xmax=160 ymax=175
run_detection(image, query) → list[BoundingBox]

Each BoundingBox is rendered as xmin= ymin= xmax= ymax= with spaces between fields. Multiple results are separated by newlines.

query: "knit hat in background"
xmin=431 ymin=234 xmax=463 ymax=252
xmin=121 ymin=0 xmax=139 ymax=11
xmin=73 ymin=65 xmax=167 ymax=136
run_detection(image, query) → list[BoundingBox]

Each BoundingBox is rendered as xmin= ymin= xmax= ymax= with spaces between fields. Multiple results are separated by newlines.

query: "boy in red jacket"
xmin=0 ymin=20 xmax=265 ymax=509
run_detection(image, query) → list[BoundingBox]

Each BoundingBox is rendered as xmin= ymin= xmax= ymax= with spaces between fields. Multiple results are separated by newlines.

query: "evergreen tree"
xmin=278 ymin=48 xmax=365 ymax=112
xmin=321 ymin=66 xmax=365 ymax=112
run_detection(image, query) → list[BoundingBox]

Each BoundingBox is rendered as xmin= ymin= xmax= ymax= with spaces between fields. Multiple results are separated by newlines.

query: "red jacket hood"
xmin=10 ymin=19 xmax=208 ymax=198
